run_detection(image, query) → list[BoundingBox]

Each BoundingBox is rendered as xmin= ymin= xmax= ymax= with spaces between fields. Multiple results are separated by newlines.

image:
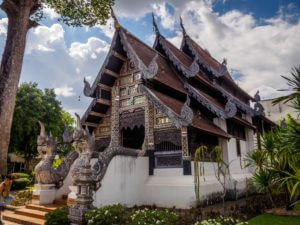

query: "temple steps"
xmin=2 ymin=202 xmax=65 ymax=225
xmin=2 ymin=211 xmax=45 ymax=225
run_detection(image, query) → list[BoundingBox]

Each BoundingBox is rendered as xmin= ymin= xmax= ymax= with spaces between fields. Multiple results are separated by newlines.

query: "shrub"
xmin=86 ymin=204 xmax=130 ymax=225
xmin=45 ymin=206 xmax=70 ymax=225
xmin=130 ymin=208 xmax=180 ymax=225
xmin=52 ymin=157 xmax=63 ymax=169
xmin=195 ymin=216 xmax=248 ymax=225
xmin=10 ymin=173 xmax=31 ymax=179
xmin=11 ymin=178 xmax=31 ymax=190
xmin=11 ymin=190 xmax=32 ymax=206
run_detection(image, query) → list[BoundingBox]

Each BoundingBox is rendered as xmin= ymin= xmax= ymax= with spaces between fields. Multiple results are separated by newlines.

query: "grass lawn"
xmin=248 ymin=214 xmax=300 ymax=225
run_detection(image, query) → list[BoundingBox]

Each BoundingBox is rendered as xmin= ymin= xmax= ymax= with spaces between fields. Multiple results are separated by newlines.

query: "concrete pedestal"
xmin=32 ymin=184 xmax=56 ymax=205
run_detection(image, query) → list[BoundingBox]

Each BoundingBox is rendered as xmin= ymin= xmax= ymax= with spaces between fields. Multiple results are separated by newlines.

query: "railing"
xmin=154 ymin=151 xmax=182 ymax=168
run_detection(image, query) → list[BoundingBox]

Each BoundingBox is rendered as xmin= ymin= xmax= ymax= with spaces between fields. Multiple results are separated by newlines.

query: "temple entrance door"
xmin=122 ymin=125 xmax=145 ymax=149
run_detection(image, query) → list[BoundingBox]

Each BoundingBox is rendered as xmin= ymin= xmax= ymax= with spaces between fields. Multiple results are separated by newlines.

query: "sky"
xmin=0 ymin=0 xmax=300 ymax=117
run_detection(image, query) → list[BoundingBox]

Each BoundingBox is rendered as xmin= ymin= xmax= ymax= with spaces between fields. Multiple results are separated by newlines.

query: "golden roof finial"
xmin=110 ymin=6 xmax=120 ymax=29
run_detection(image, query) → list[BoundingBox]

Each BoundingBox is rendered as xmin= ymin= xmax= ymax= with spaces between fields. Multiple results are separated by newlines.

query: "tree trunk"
xmin=0 ymin=0 xmax=35 ymax=175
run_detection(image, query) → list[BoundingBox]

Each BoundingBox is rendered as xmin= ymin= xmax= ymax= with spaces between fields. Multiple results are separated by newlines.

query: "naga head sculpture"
xmin=72 ymin=113 xmax=95 ymax=155
xmin=37 ymin=122 xmax=56 ymax=159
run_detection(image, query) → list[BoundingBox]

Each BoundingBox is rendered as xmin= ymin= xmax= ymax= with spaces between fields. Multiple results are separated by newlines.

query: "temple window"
xmin=226 ymin=120 xmax=246 ymax=140
xmin=236 ymin=139 xmax=241 ymax=156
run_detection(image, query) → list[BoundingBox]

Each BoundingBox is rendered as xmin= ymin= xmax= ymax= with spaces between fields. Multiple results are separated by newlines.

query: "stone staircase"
xmin=1 ymin=196 xmax=68 ymax=225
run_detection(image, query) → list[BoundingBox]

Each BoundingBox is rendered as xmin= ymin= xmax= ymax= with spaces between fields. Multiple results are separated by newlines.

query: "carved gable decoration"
xmin=154 ymin=129 xmax=181 ymax=147
xmin=120 ymin=108 xmax=145 ymax=130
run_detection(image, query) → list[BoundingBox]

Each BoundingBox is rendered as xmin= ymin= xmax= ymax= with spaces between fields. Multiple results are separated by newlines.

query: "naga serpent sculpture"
xmin=34 ymin=122 xmax=78 ymax=187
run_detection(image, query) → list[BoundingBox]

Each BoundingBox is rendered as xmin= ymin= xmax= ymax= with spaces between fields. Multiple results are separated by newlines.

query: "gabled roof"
xmin=181 ymin=34 xmax=255 ymax=102
xmin=81 ymin=16 xmax=265 ymax=134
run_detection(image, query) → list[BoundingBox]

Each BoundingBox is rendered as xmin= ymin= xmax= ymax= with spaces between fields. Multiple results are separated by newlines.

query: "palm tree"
xmin=273 ymin=66 xmax=300 ymax=112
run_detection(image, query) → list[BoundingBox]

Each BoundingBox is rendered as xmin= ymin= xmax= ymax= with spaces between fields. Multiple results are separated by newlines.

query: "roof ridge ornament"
xmin=180 ymin=95 xmax=194 ymax=124
xmin=83 ymin=77 xmax=92 ymax=97
xmin=218 ymin=58 xmax=227 ymax=77
xmin=253 ymin=90 xmax=265 ymax=116
xmin=225 ymin=97 xmax=237 ymax=118
xmin=180 ymin=17 xmax=187 ymax=37
xmin=110 ymin=6 xmax=120 ymax=29
xmin=152 ymin=13 xmax=160 ymax=35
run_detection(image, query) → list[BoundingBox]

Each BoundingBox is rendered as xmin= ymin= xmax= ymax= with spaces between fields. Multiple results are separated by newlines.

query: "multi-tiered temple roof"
xmin=81 ymin=13 xmax=273 ymax=140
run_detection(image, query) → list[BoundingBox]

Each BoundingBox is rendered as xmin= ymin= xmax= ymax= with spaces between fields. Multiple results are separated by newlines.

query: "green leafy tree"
xmin=0 ymin=0 xmax=114 ymax=175
xmin=8 ymin=82 xmax=74 ymax=171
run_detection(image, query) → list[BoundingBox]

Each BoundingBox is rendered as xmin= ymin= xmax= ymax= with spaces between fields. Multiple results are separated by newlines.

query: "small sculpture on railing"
xmin=34 ymin=122 xmax=78 ymax=187
xmin=70 ymin=113 xmax=95 ymax=181
xmin=253 ymin=90 xmax=265 ymax=116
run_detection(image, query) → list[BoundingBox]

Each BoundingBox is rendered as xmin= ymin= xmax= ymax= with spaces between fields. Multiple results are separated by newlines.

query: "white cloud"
xmin=96 ymin=18 xmax=115 ymax=39
xmin=69 ymin=37 xmax=109 ymax=60
xmin=75 ymin=68 xmax=81 ymax=74
xmin=85 ymin=76 xmax=93 ymax=81
xmin=249 ymin=85 xmax=285 ymax=100
xmin=167 ymin=1 xmax=300 ymax=98
xmin=0 ymin=18 xmax=8 ymax=36
xmin=26 ymin=24 xmax=65 ymax=54
xmin=55 ymin=86 xmax=76 ymax=97
xmin=153 ymin=3 xmax=175 ymax=30
xmin=43 ymin=6 xmax=60 ymax=20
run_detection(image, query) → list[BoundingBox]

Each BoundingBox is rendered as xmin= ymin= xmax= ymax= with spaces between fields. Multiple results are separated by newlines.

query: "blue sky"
xmin=0 ymin=0 xmax=300 ymax=116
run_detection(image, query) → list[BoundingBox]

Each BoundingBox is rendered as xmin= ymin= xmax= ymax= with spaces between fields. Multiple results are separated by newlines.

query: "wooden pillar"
xmin=181 ymin=127 xmax=191 ymax=175
xmin=110 ymin=86 xmax=120 ymax=148
xmin=145 ymin=100 xmax=155 ymax=175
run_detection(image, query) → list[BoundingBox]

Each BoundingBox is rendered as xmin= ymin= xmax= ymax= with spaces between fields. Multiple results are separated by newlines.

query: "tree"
xmin=273 ymin=66 xmax=300 ymax=112
xmin=8 ymin=82 xmax=74 ymax=171
xmin=0 ymin=0 xmax=114 ymax=175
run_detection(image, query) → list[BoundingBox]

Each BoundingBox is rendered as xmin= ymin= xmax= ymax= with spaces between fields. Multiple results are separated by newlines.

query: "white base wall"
xmin=93 ymin=156 xmax=252 ymax=209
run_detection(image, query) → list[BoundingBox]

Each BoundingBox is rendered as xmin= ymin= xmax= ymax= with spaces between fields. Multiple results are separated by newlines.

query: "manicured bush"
xmin=11 ymin=190 xmax=32 ymax=206
xmin=11 ymin=177 xmax=31 ymax=190
xmin=10 ymin=172 xmax=31 ymax=179
xmin=45 ymin=206 xmax=70 ymax=225
xmin=195 ymin=216 xmax=248 ymax=225
xmin=130 ymin=208 xmax=180 ymax=225
xmin=86 ymin=204 xmax=130 ymax=225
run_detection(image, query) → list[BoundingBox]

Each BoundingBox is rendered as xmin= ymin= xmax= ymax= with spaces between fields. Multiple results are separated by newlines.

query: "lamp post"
xmin=68 ymin=160 xmax=95 ymax=225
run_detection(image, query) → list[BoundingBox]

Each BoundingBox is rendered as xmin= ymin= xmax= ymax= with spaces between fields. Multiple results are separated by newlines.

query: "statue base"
xmin=32 ymin=184 xmax=56 ymax=205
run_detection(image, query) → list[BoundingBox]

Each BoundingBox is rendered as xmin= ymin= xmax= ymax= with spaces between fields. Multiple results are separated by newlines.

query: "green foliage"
xmin=195 ymin=216 xmax=248 ymax=225
xmin=85 ymin=204 xmax=130 ymax=225
xmin=45 ymin=206 xmax=70 ymax=225
xmin=273 ymin=66 xmax=300 ymax=112
xmin=10 ymin=172 xmax=30 ymax=179
xmin=194 ymin=146 xmax=208 ymax=207
xmin=130 ymin=208 xmax=180 ymax=225
xmin=248 ymin=214 xmax=300 ymax=225
xmin=51 ymin=157 xmax=63 ymax=169
xmin=33 ymin=0 xmax=115 ymax=27
xmin=11 ymin=178 xmax=31 ymax=191
xmin=9 ymin=83 xmax=75 ymax=170
xmin=11 ymin=190 xmax=32 ymax=206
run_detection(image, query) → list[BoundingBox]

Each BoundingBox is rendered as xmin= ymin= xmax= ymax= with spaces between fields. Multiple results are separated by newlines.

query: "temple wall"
xmin=92 ymin=155 xmax=251 ymax=209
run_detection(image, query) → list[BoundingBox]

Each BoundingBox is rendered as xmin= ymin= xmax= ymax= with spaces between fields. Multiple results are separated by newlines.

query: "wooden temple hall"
xmin=81 ymin=13 xmax=274 ymax=175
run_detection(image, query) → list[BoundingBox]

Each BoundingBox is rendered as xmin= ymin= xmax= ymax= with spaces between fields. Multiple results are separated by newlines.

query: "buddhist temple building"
xmin=79 ymin=14 xmax=275 ymax=208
